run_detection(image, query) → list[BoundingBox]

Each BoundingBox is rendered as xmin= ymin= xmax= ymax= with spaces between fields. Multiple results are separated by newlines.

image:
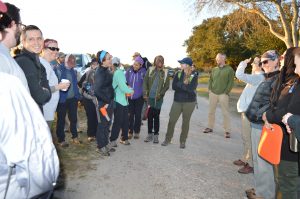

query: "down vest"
xmin=245 ymin=71 xmax=280 ymax=124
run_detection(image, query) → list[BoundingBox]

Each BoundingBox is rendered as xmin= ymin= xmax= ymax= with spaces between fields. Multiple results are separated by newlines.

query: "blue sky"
xmin=9 ymin=0 xmax=221 ymax=67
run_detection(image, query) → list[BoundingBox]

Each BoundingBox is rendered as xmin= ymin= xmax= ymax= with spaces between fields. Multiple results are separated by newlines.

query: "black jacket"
xmin=266 ymin=78 xmax=300 ymax=162
xmin=245 ymin=71 xmax=279 ymax=124
xmin=172 ymin=71 xmax=198 ymax=103
xmin=288 ymin=115 xmax=300 ymax=141
xmin=94 ymin=66 xmax=114 ymax=107
xmin=15 ymin=48 xmax=51 ymax=111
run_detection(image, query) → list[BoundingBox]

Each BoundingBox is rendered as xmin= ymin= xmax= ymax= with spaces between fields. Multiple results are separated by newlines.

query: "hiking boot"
xmin=71 ymin=137 xmax=82 ymax=145
xmin=110 ymin=140 xmax=118 ymax=147
xmin=203 ymin=128 xmax=213 ymax=133
xmin=120 ymin=140 xmax=130 ymax=145
xmin=153 ymin=135 xmax=159 ymax=144
xmin=238 ymin=163 xmax=254 ymax=174
xmin=161 ymin=140 xmax=170 ymax=146
xmin=87 ymin=136 xmax=96 ymax=142
xmin=133 ymin=133 xmax=140 ymax=139
xmin=180 ymin=142 xmax=186 ymax=149
xmin=144 ymin=134 xmax=153 ymax=142
xmin=59 ymin=141 xmax=69 ymax=148
xmin=96 ymin=147 xmax=110 ymax=156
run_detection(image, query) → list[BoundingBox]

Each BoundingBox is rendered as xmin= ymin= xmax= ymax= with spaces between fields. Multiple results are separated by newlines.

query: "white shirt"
xmin=0 ymin=43 xmax=29 ymax=91
xmin=236 ymin=61 xmax=265 ymax=112
xmin=0 ymin=73 xmax=59 ymax=198
xmin=40 ymin=57 xmax=59 ymax=121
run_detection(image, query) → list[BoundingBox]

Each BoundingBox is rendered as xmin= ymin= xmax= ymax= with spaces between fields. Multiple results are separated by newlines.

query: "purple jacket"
xmin=126 ymin=66 xmax=146 ymax=100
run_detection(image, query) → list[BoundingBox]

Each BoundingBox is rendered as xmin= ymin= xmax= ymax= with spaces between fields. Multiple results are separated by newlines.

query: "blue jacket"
xmin=57 ymin=64 xmax=80 ymax=103
xmin=125 ymin=66 xmax=146 ymax=100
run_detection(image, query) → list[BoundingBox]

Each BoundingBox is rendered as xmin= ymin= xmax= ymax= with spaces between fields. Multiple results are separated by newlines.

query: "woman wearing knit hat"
xmin=161 ymin=57 xmax=198 ymax=149
xmin=126 ymin=56 xmax=146 ymax=139
xmin=110 ymin=57 xmax=134 ymax=146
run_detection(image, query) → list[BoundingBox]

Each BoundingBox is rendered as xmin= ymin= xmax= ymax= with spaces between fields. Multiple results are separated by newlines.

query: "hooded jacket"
xmin=125 ymin=66 xmax=146 ymax=100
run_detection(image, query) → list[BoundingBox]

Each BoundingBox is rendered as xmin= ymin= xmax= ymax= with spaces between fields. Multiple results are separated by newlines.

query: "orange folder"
xmin=258 ymin=124 xmax=283 ymax=165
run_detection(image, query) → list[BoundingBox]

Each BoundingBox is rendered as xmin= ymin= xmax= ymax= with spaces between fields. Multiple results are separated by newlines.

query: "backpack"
xmin=82 ymin=69 xmax=96 ymax=99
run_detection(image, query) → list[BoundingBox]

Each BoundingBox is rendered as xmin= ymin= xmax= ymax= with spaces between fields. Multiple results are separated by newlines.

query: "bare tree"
xmin=194 ymin=0 xmax=300 ymax=47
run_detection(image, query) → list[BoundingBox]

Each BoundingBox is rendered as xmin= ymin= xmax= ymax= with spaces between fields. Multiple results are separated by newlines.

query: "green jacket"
xmin=208 ymin=65 xmax=234 ymax=95
xmin=113 ymin=68 xmax=133 ymax=106
xmin=143 ymin=67 xmax=170 ymax=109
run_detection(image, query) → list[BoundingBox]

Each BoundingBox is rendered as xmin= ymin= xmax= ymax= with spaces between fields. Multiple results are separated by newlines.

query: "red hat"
xmin=0 ymin=1 xmax=7 ymax=13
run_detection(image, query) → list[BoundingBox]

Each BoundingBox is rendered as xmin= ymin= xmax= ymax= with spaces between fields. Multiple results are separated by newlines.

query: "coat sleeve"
xmin=115 ymin=71 xmax=133 ymax=94
xmin=143 ymin=69 xmax=150 ymax=97
xmin=16 ymin=57 xmax=51 ymax=105
xmin=287 ymin=115 xmax=300 ymax=140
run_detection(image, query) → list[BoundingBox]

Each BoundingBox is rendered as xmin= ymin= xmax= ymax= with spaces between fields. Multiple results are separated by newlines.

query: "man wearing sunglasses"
xmin=15 ymin=25 xmax=51 ymax=112
xmin=0 ymin=2 xmax=29 ymax=91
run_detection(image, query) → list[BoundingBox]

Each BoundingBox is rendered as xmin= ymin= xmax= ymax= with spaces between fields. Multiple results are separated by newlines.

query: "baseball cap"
xmin=261 ymin=50 xmax=279 ymax=61
xmin=178 ymin=57 xmax=193 ymax=66
xmin=112 ymin=57 xmax=121 ymax=66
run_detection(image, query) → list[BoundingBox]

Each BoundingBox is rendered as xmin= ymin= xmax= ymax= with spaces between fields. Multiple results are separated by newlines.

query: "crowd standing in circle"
xmin=0 ymin=1 xmax=300 ymax=199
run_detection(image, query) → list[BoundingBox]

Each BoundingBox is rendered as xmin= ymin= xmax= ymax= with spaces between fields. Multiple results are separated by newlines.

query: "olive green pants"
xmin=165 ymin=101 xmax=196 ymax=143
xmin=274 ymin=160 xmax=299 ymax=199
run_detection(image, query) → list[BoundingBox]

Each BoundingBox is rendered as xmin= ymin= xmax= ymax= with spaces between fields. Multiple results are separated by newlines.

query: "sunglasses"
xmin=260 ymin=60 xmax=271 ymax=65
xmin=46 ymin=47 xmax=60 ymax=51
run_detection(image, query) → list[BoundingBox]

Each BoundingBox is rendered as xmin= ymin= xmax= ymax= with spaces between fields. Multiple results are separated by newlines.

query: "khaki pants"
xmin=241 ymin=113 xmax=253 ymax=166
xmin=208 ymin=91 xmax=230 ymax=132
xmin=165 ymin=101 xmax=196 ymax=143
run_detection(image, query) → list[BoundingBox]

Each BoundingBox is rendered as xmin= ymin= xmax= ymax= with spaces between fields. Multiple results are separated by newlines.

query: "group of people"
xmin=1 ymin=1 xmax=300 ymax=199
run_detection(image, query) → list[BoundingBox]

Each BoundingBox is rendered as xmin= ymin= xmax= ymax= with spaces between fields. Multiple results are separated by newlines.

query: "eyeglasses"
xmin=46 ymin=47 xmax=60 ymax=51
xmin=18 ymin=23 xmax=26 ymax=30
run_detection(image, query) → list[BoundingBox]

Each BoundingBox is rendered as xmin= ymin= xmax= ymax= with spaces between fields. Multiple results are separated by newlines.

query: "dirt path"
xmin=54 ymin=90 xmax=253 ymax=199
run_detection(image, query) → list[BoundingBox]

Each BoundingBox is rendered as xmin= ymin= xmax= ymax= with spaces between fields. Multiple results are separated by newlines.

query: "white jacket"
xmin=236 ymin=61 xmax=265 ymax=113
xmin=0 ymin=73 xmax=59 ymax=199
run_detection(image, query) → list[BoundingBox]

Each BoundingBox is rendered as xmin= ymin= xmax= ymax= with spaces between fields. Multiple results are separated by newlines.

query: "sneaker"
xmin=153 ymin=135 xmax=159 ymax=144
xmin=96 ymin=147 xmax=110 ymax=156
xmin=87 ymin=136 xmax=96 ymax=142
xmin=238 ymin=163 xmax=254 ymax=174
xmin=106 ymin=145 xmax=116 ymax=152
xmin=110 ymin=140 xmax=118 ymax=147
xmin=59 ymin=141 xmax=69 ymax=148
xmin=161 ymin=140 xmax=170 ymax=146
xmin=203 ymin=128 xmax=213 ymax=133
xmin=120 ymin=140 xmax=130 ymax=145
xmin=233 ymin=159 xmax=246 ymax=166
xmin=225 ymin=132 xmax=231 ymax=138
xmin=144 ymin=134 xmax=153 ymax=142
xmin=133 ymin=133 xmax=140 ymax=139
xmin=71 ymin=138 xmax=82 ymax=144
xmin=180 ymin=142 xmax=186 ymax=149
xmin=128 ymin=131 xmax=133 ymax=139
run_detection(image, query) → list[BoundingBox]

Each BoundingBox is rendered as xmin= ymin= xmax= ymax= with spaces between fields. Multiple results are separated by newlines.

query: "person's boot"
xmin=180 ymin=142 xmax=186 ymax=149
xmin=144 ymin=133 xmax=153 ymax=142
xmin=120 ymin=139 xmax=130 ymax=145
xmin=161 ymin=139 xmax=170 ymax=146
xmin=106 ymin=143 xmax=116 ymax=152
xmin=110 ymin=140 xmax=118 ymax=147
xmin=153 ymin=135 xmax=159 ymax=144
xmin=128 ymin=130 xmax=133 ymax=139
xmin=96 ymin=147 xmax=110 ymax=156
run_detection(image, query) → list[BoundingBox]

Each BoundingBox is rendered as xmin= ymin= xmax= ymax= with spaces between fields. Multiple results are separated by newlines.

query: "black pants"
xmin=82 ymin=97 xmax=97 ymax=137
xmin=96 ymin=101 xmax=113 ymax=149
xmin=128 ymin=97 xmax=144 ymax=134
xmin=56 ymin=98 xmax=78 ymax=142
xmin=147 ymin=107 xmax=161 ymax=135
xmin=110 ymin=102 xmax=129 ymax=142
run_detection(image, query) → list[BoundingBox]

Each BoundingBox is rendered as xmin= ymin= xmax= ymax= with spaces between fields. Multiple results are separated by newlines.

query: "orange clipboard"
xmin=258 ymin=124 xmax=283 ymax=165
